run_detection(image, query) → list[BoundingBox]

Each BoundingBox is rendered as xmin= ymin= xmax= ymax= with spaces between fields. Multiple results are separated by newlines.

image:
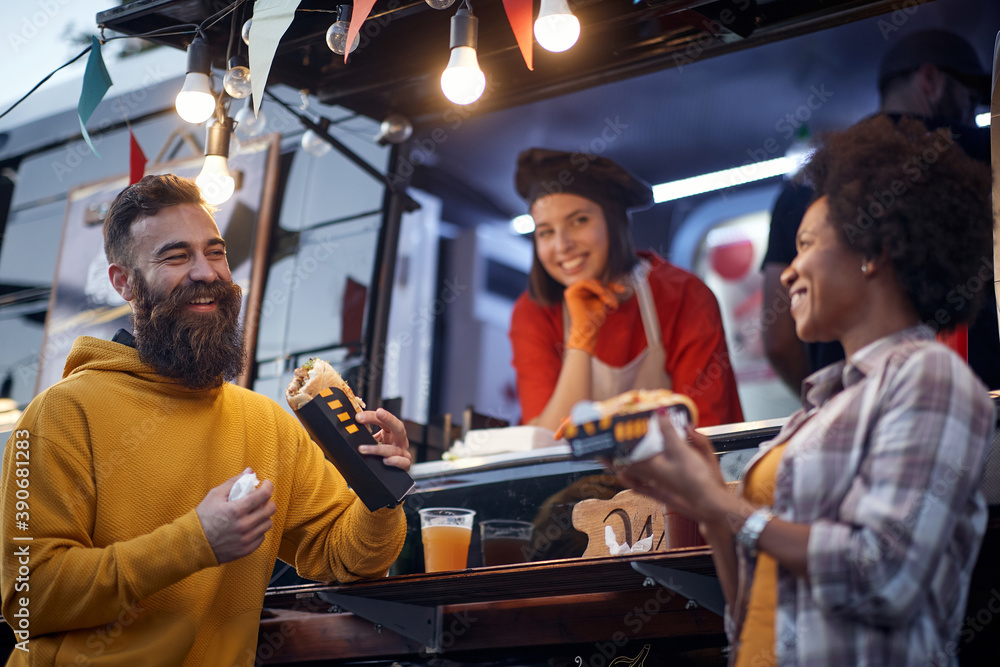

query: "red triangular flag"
xmin=345 ymin=0 xmax=378 ymax=64
xmin=503 ymin=0 xmax=533 ymax=71
xmin=129 ymin=130 xmax=147 ymax=185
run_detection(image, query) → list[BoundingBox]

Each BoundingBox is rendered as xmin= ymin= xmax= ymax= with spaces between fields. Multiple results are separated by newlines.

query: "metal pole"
xmin=360 ymin=142 xmax=412 ymax=409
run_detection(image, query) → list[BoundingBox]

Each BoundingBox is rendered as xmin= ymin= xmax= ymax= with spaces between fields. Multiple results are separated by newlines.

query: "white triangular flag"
xmin=248 ymin=0 xmax=301 ymax=116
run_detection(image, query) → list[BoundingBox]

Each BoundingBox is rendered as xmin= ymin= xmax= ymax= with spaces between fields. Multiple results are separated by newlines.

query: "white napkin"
xmin=605 ymin=525 xmax=654 ymax=555
xmin=228 ymin=471 xmax=260 ymax=502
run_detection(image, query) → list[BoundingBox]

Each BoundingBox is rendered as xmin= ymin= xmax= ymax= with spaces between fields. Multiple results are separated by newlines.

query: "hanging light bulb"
xmin=534 ymin=0 xmax=580 ymax=53
xmin=301 ymin=118 xmax=332 ymax=157
xmin=241 ymin=19 xmax=252 ymax=46
xmin=440 ymin=6 xmax=486 ymax=105
xmin=425 ymin=0 xmax=457 ymax=9
xmin=197 ymin=117 xmax=237 ymax=206
xmin=376 ymin=114 xmax=414 ymax=145
xmin=326 ymin=5 xmax=360 ymax=56
xmin=175 ymin=37 xmax=216 ymax=124
xmin=223 ymin=56 xmax=252 ymax=99
xmin=301 ymin=130 xmax=332 ymax=158
xmin=234 ymin=97 xmax=267 ymax=138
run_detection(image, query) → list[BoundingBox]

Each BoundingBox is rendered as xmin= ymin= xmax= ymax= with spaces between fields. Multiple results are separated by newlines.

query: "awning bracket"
xmin=316 ymin=591 xmax=443 ymax=653
xmin=630 ymin=561 xmax=726 ymax=617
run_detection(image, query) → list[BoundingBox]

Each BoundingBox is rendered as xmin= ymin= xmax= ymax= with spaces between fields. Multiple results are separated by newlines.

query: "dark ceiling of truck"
xmin=96 ymin=0 xmax=992 ymax=226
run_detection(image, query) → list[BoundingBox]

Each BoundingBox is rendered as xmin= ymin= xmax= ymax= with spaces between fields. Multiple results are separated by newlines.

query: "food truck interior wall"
xmin=0 ymin=0 xmax=995 ymax=443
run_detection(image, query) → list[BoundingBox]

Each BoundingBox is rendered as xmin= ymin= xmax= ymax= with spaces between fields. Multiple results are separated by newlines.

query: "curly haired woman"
xmin=615 ymin=115 xmax=995 ymax=666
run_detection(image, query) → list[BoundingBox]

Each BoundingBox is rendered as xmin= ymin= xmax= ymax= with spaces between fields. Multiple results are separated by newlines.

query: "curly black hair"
xmin=801 ymin=115 xmax=993 ymax=330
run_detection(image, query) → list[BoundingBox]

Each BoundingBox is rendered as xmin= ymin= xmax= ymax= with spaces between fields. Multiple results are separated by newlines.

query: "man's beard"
xmin=130 ymin=270 xmax=246 ymax=389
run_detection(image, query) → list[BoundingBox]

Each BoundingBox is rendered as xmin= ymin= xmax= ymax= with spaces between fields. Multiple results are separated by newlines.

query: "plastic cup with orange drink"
xmin=418 ymin=508 xmax=476 ymax=573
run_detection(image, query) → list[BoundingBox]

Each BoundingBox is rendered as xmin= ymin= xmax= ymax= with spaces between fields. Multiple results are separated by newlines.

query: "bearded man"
xmin=0 ymin=175 xmax=410 ymax=666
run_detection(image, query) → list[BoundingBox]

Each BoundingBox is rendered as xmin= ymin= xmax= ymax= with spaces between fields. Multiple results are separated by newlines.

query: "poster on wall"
xmin=34 ymin=135 xmax=280 ymax=395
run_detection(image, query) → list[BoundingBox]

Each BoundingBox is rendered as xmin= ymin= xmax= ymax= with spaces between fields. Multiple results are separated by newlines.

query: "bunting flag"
xmin=503 ymin=0 xmax=533 ymax=70
xmin=128 ymin=130 xmax=147 ymax=185
xmin=345 ymin=0 xmax=378 ymax=64
xmin=78 ymin=36 xmax=113 ymax=157
xmin=249 ymin=0 xmax=302 ymax=116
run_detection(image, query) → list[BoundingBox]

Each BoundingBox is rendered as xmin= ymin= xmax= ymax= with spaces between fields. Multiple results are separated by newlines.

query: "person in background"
xmin=509 ymin=149 xmax=744 ymax=430
xmin=0 ymin=175 xmax=410 ymax=666
xmin=761 ymin=28 xmax=997 ymax=392
xmin=616 ymin=116 xmax=995 ymax=666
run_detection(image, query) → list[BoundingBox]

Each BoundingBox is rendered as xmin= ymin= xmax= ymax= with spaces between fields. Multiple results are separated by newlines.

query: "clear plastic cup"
xmin=418 ymin=507 xmax=476 ymax=573
xmin=479 ymin=519 xmax=534 ymax=566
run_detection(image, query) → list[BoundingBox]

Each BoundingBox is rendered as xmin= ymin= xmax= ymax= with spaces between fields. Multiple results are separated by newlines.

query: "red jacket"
xmin=510 ymin=252 xmax=744 ymax=426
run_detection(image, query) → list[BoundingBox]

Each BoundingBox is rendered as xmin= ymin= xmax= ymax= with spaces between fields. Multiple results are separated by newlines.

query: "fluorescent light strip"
xmin=512 ymin=155 xmax=802 ymax=234
xmin=653 ymin=157 xmax=794 ymax=203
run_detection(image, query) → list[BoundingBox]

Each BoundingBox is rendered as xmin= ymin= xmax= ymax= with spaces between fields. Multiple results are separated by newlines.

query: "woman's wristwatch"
xmin=736 ymin=507 xmax=775 ymax=557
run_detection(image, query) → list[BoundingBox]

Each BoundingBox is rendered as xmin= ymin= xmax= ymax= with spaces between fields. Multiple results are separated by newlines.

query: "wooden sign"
xmin=572 ymin=489 xmax=667 ymax=557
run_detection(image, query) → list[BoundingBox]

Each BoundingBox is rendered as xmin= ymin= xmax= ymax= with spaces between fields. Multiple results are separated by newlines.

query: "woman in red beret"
xmin=509 ymin=149 xmax=744 ymax=429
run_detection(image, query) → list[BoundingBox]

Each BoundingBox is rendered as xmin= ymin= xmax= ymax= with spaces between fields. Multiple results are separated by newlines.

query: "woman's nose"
xmin=780 ymin=263 xmax=797 ymax=289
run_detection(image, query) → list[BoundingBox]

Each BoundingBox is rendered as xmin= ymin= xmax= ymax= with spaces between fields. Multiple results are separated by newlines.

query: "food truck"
xmin=0 ymin=0 xmax=997 ymax=663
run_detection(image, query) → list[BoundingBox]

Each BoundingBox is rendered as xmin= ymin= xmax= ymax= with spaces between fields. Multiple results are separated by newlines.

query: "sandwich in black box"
xmin=287 ymin=359 xmax=414 ymax=512
xmin=558 ymin=389 xmax=699 ymax=461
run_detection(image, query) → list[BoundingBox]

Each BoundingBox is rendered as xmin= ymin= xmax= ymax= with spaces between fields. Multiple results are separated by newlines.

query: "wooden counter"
xmin=258 ymin=548 xmax=726 ymax=665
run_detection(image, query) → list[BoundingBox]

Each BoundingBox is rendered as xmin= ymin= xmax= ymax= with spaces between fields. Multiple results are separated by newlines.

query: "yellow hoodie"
xmin=0 ymin=337 xmax=405 ymax=666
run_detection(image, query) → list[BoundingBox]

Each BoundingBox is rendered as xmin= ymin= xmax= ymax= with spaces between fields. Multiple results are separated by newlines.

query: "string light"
xmin=376 ymin=114 xmax=414 ymax=145
xmin=223 ymin=56 xmax=252 ymax=99
xmin=534 ymin=0 xmax=580 ymax=53
xmin=234 ymin=97 xmax=267 ymax=138
xmin=197 ymin=117 xmax=237 ymax=205
xmin=175 ymin=36 xmax=216 ymax=124
xmin=301 ymin=118 xmax=333 ymax=157
xmin=326 ymin=5 xmax=360 ymax=56
xmin=440 ymin=4 xmax=486 ymax=105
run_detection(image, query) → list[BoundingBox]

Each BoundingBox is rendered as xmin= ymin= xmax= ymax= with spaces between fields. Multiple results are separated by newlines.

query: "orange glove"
xmin=564 ymin=280 xmax=625 ymax=355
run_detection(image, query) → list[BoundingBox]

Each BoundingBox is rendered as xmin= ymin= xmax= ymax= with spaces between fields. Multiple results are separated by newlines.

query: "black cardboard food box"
xmin=295 ymin=387 xmax=415 ymax=512
xmin=562 ymin=404 xmax=691 ymax=460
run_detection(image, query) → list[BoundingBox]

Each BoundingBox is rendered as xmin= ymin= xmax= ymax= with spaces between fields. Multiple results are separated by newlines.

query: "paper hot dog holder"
xmin=294 ymin=387 xmax=415 ymax=512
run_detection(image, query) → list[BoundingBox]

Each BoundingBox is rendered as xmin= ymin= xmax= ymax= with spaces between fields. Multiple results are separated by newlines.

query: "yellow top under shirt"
xmin=734 ymin=442 xmax=788 ymax=667
xmin=0 ymin=337 xmax=405 ymax=666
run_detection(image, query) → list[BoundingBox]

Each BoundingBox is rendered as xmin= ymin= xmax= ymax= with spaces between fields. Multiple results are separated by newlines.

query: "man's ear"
xmin=109 ymin=263 xmax=134 ymax=302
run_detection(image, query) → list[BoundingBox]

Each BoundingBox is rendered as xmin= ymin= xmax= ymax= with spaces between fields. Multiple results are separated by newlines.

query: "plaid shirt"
xmin=728 ymin=325 xmax=994 ymax=666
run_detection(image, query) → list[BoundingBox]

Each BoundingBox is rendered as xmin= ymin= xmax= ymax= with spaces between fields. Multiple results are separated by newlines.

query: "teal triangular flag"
xmin=78 ymin=36 xmax=113 ymax=157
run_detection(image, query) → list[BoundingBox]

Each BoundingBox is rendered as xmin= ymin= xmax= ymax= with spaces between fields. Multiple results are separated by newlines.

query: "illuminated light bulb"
xmin=197 ymin=156 xmax=236 ymax=205
xmin=440 ymin=8 xmax=486 ymax=106
xmin=234 ymin=99 xmax=266 ymax=138
xmin=326 ymin=20 xmax=360 ymax=55
xmin=241 ymin=19 xmax=252 ymax=46
xmin=301 ymin=129 xmax=332 ymax=157
xmin=534 ymin=0 xmax=580 ymax=53
xmin=223 ymin=56 xmax=252 ymax=99
xmin=441 ymin=47 xmax=485 ymax=105
xmin=175 ymin=37 xmax=216 ymax=124
xmin=196 ymin=118 xmax=236 ymax=206
xmin=425 ymin=0 xmax=457 ymax=9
